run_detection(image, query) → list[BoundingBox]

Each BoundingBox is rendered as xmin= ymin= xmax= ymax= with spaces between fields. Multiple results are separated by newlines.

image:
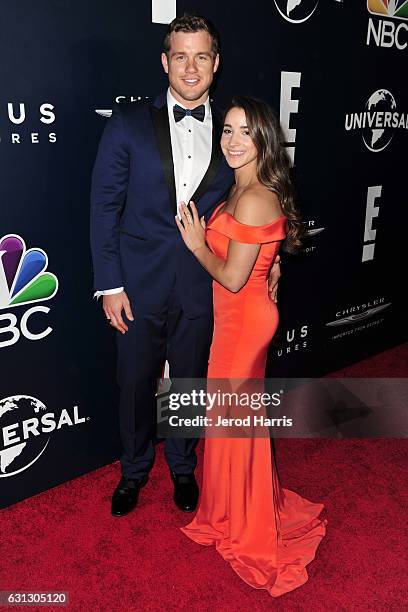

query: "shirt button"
xmin=183 ymin=183 xmax=186 ymax=187
xmin=188 ymin=155 xmax=191 ymax=159
xmin=188 ymin=129 xmax=192 ymax=133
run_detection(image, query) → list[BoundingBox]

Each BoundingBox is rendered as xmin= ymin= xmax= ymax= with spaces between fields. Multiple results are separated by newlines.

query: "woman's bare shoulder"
xmin=233 ymin=186 xmax=283 ymax=226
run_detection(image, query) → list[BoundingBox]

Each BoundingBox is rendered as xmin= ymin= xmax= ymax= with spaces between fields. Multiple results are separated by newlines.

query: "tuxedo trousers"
xmin=116 ymin=285 xmax=213 ymax=480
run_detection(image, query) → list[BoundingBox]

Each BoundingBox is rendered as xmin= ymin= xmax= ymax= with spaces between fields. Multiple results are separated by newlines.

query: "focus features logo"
xmin=1 ymin=103 xmax=56 ymax=145
xmin=273 ymin=324 xmax=309 ymax=357
xmin=345 ymin=89 xmax=408 ymax=152
xmin=0 ymin=395 xmax=87 ymax=478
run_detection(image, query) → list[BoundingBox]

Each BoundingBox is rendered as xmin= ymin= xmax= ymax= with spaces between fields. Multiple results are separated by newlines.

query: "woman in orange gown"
xmin=175 ymin=96 xmax=327 ymax=597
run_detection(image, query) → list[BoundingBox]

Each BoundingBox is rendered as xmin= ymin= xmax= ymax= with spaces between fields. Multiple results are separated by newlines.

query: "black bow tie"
xmin=173 ymin=103 xmax=205 ymax=123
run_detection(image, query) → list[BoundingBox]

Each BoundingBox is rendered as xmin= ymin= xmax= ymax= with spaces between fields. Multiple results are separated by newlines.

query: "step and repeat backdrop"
xmin=1 ymin=0 xmax=407 ymax=507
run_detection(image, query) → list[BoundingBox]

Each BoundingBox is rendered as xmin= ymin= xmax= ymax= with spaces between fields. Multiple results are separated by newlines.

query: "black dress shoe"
xmin=170 ymin=470 xmax=199 ymax=512
xmin=111 ymin=475 xmax=148 ymax=517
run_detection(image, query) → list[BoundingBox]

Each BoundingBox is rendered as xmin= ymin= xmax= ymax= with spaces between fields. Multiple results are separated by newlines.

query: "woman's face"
xmin=221 ymin=107 xmax=258 ymax=170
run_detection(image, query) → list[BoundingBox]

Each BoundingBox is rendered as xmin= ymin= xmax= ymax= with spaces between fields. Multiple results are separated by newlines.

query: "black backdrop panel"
xmin=1 ymin=1 xmax=406 ymax=508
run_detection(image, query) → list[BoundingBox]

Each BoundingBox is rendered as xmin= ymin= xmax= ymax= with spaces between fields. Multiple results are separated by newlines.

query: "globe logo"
xmin=345 ymin=89 xmax=407 ymax=152
xmin=0 ymin=395 xmax=86 ymax=477
xmin=274 ymin=0 xmax=319 ymax=23
xmin=0 ymin=395 xmax=50 ymax=477
xmin=363 ymin=90 xmax=397 ymax=152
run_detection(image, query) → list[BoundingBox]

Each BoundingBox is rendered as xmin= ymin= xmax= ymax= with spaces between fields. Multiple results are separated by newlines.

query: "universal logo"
xmin=326 ymin=297 xmax=391 ymax=329
xmin=345 ymin=89 xmax=408 ymax=152
xmin=95 ymin=96 xmax=149 ymax=118
xmin=274 ymin=1 xmax=344 ymax=24
xmin=0 ymin=395 xmax=88 ymax=478
xmin=274 ymin=0 xmax=319 ymax=23
xmin=0 ymin=234 xmax=58 ymax=349
xmin=367 ymin=0 xmax=408 ymax=50
xmin=0 ymin=103 xmax=56 ymax=145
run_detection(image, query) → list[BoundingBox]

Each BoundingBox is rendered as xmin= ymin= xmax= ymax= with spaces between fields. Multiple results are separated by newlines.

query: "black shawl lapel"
xmin=190 ymin=104 xmax=224 ymax=206
xmin=149 ymin=94 xmax=225 ymax=213
xmin=149 ymin=97 xmax=177 ymax=213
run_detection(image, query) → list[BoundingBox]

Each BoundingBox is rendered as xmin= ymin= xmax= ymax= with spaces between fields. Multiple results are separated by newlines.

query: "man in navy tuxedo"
xmin=90 ymin=14 xmax=280 ymax=516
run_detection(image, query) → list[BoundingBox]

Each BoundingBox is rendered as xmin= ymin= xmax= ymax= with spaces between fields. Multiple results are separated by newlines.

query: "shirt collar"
xmin=167 ymin=87 xmax=211 ymax=121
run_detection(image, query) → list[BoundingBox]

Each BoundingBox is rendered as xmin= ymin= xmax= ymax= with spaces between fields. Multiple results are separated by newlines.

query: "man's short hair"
xmin=163 ymin=13 xmax=220 ymax=57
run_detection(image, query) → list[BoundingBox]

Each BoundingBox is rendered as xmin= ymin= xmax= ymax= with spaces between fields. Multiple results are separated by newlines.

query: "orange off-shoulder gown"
xmin=180 ymin=202 xmax=328 ymax=598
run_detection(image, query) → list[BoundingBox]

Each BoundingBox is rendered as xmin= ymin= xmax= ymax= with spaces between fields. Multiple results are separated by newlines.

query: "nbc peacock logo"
xmin=0 ymin=235 xmax=58 ymax=349
xmin=0 ymin=234 xmax=58 ymax=311
xmin=367 ymin=1 xmax=408 ymax=49
xmin=368 ymin=0 xmax=408 ymax=20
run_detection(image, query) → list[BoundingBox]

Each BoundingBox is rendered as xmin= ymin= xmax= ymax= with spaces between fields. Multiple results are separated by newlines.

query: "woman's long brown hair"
xmin=224 ymin=96 xmax=305 ymax=253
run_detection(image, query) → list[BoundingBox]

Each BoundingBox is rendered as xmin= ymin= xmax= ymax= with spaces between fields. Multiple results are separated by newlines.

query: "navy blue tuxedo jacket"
xmin=90 ymin=91 xmax=234 ymax=318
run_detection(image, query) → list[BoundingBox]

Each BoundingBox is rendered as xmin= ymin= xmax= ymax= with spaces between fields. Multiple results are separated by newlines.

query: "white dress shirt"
xmin=167 ymin=88 xmax=212 ymax=211
xmin=94 ymin=88 xmax=213 ymax=299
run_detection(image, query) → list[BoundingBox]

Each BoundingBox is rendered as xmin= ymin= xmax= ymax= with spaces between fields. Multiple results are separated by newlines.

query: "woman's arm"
xmin=193 ymin=237 xmax=260 ymax=293
xmin=176 ymin=193 xmax=282 ymax=293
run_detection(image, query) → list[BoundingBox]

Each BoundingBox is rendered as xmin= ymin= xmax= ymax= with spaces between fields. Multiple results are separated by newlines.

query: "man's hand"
xmin=268 ymin=254 xmax=282 ymax=303
xmin=103 ymin=291 xmax=134 ymax=334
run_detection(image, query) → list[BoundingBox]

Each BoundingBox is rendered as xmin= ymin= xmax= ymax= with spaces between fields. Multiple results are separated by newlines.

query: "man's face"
xmin=161 ymin=31 xmax=219 ymax=108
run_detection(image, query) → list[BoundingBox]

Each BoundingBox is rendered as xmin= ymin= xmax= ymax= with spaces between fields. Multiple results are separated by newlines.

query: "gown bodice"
xmin=206 ymin=201 xmax=288 ymax=288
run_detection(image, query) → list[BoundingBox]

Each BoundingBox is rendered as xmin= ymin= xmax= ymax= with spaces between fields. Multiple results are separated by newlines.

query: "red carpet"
xmin=1 ymin=343 xmax=408 ymax=611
